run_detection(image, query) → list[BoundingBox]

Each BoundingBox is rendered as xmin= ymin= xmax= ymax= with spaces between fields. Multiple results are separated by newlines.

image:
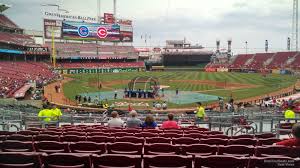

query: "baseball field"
xmin=61 ymin=71 xmax=297 ymax=108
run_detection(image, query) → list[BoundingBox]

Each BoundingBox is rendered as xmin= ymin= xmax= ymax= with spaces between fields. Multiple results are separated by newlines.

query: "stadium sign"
xmin=78 ymin=26 xmax=89 ymax=37
xmin=59 ymin=68 xmax=139 ymax=74
xmin=97 ymin=27 xmax=108 ymax=38
xmin=44 ymin=11 xmax=97 ymax=23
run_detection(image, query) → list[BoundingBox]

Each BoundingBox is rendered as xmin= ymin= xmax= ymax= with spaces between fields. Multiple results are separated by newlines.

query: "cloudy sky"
xmin=1 ymin=0 xmax=294 ymax=53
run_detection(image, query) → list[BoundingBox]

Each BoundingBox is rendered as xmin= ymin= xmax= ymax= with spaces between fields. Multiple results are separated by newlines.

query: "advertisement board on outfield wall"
xmin=44 ymin=19 xmax=62 ymax=39
xmin=60 ymin=68 xmax=139 ymax=74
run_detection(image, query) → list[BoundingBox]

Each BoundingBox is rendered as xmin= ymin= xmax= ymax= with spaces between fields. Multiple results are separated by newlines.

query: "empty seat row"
xmin=1 ymin=134 xmax=281 ymax=145
xmin=0 ymin=152 xmax=299 ymax=168
xmin=1 ymin=140 xmax=300 ymax=158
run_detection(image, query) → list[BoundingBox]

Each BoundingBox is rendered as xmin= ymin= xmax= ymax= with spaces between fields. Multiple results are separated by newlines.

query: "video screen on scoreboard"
xmin=44 ymin=19 xmax=62 ymax=39
xmin=62 ymin=21 xmax=121 ymax=41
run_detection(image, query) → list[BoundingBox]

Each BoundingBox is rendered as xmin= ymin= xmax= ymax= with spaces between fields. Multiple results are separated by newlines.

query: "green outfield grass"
xmin=63 ymin=71 xmax=297 ymax=108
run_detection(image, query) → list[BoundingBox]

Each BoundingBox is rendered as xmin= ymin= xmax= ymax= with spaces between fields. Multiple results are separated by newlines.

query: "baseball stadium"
xmin=1 ymin=0 xmax=300 ymax=167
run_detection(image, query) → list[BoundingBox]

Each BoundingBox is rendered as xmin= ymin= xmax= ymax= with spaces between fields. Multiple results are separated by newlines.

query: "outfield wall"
xmin=56 ymin=67 xmax=141 ymax=74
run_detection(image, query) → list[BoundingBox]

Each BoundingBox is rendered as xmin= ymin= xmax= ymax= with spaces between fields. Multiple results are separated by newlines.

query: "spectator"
xmin=161 ymin=113 xmax=180 ymax=129
xmin=51 ymin=104 xmax=63 ymax=127
xmin=141 ymin=114 xmax=157 ymax=128
xmin=275 ymin=123 xmax=300 ymax=146
xmin=284 ymin=106 xmax=295 ymax=120
xmin=83 ymin=96 xmax=87 ymax=103
xmin=218 ymin=97 xmax=224 ymax=112
xmin=88 ymin=96 xmax=91 ymax=103
xmin=155 ymin=102 xmax=162 ymax=110
xmin=195 ymin=102 xmax=206 ymax=122
xmin=107 ymin=111 xmax=124 ymax=128
xmin=38 ymin=105 xmax=52 ymax=122
xmin=126 ymin=110 xmax=142 ymax=128
xmin=162 ymin=101 xmax=167 ymax=110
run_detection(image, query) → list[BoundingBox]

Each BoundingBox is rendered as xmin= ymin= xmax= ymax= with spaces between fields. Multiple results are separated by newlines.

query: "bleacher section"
xmin=0 ymin=31 xmax=35 ymax=46
xmin=0 ymin=14 xmax=19 ymax=28
xmin=0 ymin=126 xmax=299 ymax=167
xmin=0 ymin=62 xmax=57 ymax=98
xmin=245 ymin=53 xmax=275 ymax=69
xmin=207 ymin=51 xmax=300 ymax=70
xmin=266 ymin=52 xmax=298 ymax=69
xmin=229 ymin=54 xmax=254 ymax=69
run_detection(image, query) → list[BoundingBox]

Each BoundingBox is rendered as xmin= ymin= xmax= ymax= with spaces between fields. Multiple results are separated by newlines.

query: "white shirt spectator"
xmin=108 ymin=118 xmax=124 ymax=127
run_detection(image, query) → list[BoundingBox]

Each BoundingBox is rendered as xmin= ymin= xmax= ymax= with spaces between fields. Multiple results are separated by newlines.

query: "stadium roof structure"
xmin=0 ymin=3 xmax=11 ymax=13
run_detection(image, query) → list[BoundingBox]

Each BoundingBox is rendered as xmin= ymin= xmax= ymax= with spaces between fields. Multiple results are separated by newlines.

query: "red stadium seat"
xmin=184 ymin=133 xmax=208 ymax=139
xmin=87 ymin=135 xmax=115 ymax=143
xmin=195 ymin=155 xmax=248 ymax=168
xmin=203 ymin=131 xmax=223 ymax=135
xmin=231 ymin=134 xmax=254 ymax=139
xmin=43 ymin=153 xmax=91 ymax=168
xmin=0 ymin=131 xmax=15 ymax=136
xmin=18 ymin=130 xmax=39 ymax=136
xmin=144 ymin=143 xmax=179 ymax=155
xmin=69 ymin=141 xmax=106 ymax=154
xmin=257 ymin=138 xmax=281 ymax=146
xmin=34 ymin=134 xmax=60 ymax=142
xmin=107 ymin=142 xmax=143 ymax=155
xmin=63 ymin=131 xmax=86 ymax=136
xmin=161 ymin=133 xmax=182 ymax=138
xmin=0 ymin=152 xmax=43 ymax=168
xmin=7 ymin=134 xmax=33 ymax=141
xmin=254 ymin=133 xmax=276 ymax=139
xmin=200 ymin=138 xmax=228 ymax=145
xmin=172 ymin=137 xmax=199 ymax=145
xmin=1 ymin=140 xmax=34 ymax=152
xmin=112 ymin=132 xmax=134 ymax=137
xmin=41 ymin=131 xmax=62 ymax=136
xmin=181 ymin=144 xmax=218 ymax=156
xmin=91 ymin=154 xmax=142 ymax=168
xmin=144 ymin=155 xmax=193 ymax=168
xmin=228 ymin=138 xmax=257 ymax=146
xmin=34 ymin=141 xmax=69 ymax=153
xmin=208 ymin=134 xmax=230 ymax=139
xmin=136 ymin=132 xmax=158 ymax=138
xmin=86 ymin=132 xmax=110 ymax=136
xmin=60 ymin=135 xmax=86 ymax=142
xmin=218 ymin=145 xmax=255 ymax=157
xmin=145 ymin=137 xmax=171 ymax=144
xmin=115 ymin=136 xmax=144 ymax=144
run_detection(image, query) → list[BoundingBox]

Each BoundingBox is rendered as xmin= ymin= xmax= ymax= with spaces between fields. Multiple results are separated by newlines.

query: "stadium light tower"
xmin=292 ymin=0 xmax=298 ymax=51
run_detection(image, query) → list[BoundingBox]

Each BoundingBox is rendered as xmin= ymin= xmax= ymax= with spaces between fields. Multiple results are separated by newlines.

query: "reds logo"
xmin=97 ymin=27 xmax=108 ymax=39
xmin=78 ymin=26 xmax=89 ymax=37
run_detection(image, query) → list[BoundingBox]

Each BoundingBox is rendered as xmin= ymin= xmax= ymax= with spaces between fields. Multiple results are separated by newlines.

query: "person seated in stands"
xmin=126 ymin=110 xmax=142 ymax=128
xmin=108 ymin=111 xmax=124 ymax=128
xmin=141 ymin=114 xmax=157 ymax=128
xmin=275 ymin=123 xmax=300 ymax=146
xmin=161 ymin=113 xmax=180 ymax=129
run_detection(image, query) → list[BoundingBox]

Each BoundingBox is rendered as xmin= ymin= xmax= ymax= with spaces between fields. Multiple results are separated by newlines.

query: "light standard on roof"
xmin=245 ymin=41 xmax=248 ymax=55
